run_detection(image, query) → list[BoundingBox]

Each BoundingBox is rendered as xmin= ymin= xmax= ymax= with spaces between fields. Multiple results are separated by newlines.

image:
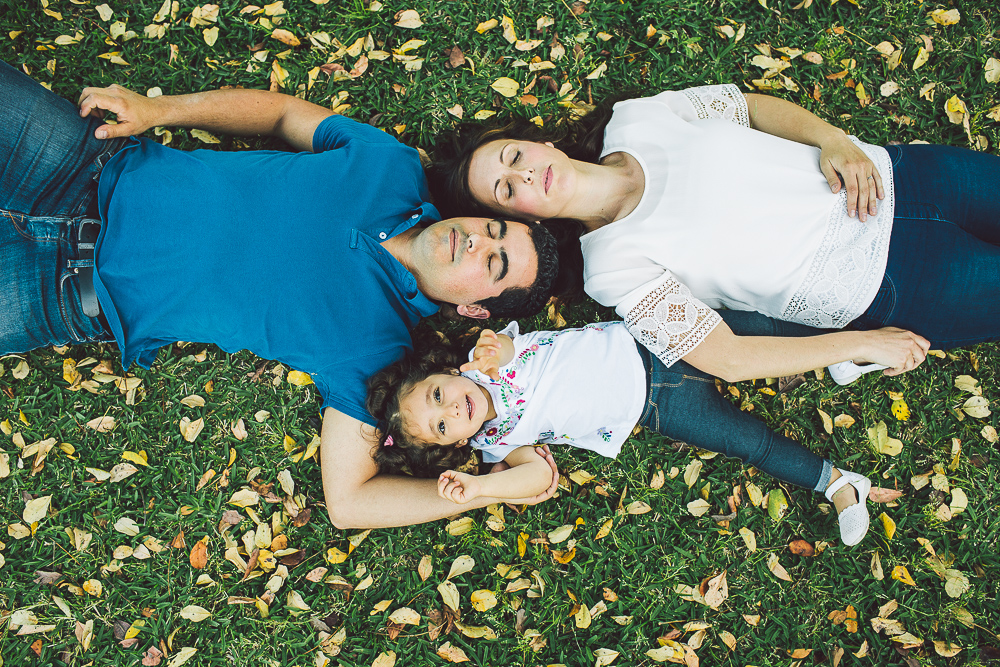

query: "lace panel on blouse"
xmin=623 ymin=276 xmax=722 ymax=367
xmin=780 ymin=141 xmax=895 ymax=329
xmin=680 ymin=84 xmax=751 ymax=128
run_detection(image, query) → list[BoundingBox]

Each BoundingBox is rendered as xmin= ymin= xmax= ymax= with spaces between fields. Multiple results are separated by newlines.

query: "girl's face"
xmin=467 ymin=139 xmax=576 ymax=221
xmin=398 ymin=372 xmax=493 ymax=446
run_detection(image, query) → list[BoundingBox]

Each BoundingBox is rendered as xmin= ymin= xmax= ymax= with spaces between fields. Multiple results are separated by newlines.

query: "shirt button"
xmin=379 ymin=232 xmax=387 ymax=239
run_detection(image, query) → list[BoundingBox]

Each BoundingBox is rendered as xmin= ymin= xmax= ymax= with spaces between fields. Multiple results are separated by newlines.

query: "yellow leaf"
xmin=471 ymin=590 xmax=497 ymax=611
xmin=767 ymin=553 xmax=792 ymax=581
xmin=387 ymin=607 xmax=420 ymax=624
xmin=490 ymin=77 xmax=519 ymax=98
xmin=447 ymin=554 xmax=475 ymax=579
xmin=594 ymin=648 xmax=619 ymax=666
xmin=517 ymin=530 xmax=529 ymax=556
xmin=929 ymin=8 xmax=960 ymax=25
xmin=950 ymin=487 xmax=968 ymax=515
xmin=962 ymin=395 xmax=990 ymax=418
xmin=179 ymin=605 xmax=211 ymax=622
xmin=446 ymin=517 xmax=475 ymax=536
xmin=417 ymin=554 xmax=433 ymax=580
xmin=548 ymin=524 xmax=573 ymax=543
xmin=871 ymin=552 xmax=884 ymax=580
xmin=438 ymin=580 xmax=460 ymax=611
xmin=473 ymin=110 xmax=496 ymax=120
xmin=270 ymin=28 xmax=300 ymax=46
xmin=834 ymin=414 xmax=855 ymax=428
xmin=569 ymin=469 xmax=596 ymax=486
xmin=738 ymin=526 xmax=757 ymax=552
xmin=190 ymin=128 xmax=220 ymax=144
xmin=285 ymin=370 xmax=313 ymax=386
xmin=394 ymin=9 xmax=422 ymax=29
xmin=626 ymin=501 xmax=651 ymax=515
xmin=944 ymin=568 xmax=969 ymax=597
xmin=945 ymin=95 xmax=968 ymax=125
xmin=500 ymin=15 xmax=517 ymax=43
xmin=856 ymin=82 xmax=871 ymax=107
xmin=880 ymin=512 xmax=896 ymax=540
xmin=475 ymin=19 xmax=498 ymax=33
xmin=686 ymin=499 xmax=711 ymax=516
xmin=586 ymin=62 xmax=608 ymax=80
xmin=203 ymin=26 xmax=219 ymax=46
xmin=121 ymin=450 xmax=149 ymax=466
xmin=595 ymin=519 xmax=613 ymax=540
xmin=168 ymin=647 xmax=198 ymax=667
xmin=891 ymin=398 xmax=910 ymax=421
xmin=987 ymin=57 xmax=1000 ymax=84
xmin=913 ymin=47 xmax=930 ymax=70
xmin=23 ymin=495 xmax=52 ymax=524
xmin=179 ymin=417 xmax=205 ymax=442
xmin=436 ymin=642 xmax=470 ymax=663
xmin=87 ymin=416 xmax=116 ymax=432
xmin=891 ymin=565 xmax=916 ymax=586
xmin=83 ymin=578 xmax=103 ymax=596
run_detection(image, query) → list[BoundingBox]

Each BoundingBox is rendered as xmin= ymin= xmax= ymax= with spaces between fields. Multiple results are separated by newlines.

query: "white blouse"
xmin=581 ymin=84 xmax=895 ymax=367
xmin=463 ymin=321 xmax=646 ymax=463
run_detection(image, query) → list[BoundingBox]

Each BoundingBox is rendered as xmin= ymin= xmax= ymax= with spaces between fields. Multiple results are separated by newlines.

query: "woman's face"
xmin=467 ymin=139 xmax=576 ymax=220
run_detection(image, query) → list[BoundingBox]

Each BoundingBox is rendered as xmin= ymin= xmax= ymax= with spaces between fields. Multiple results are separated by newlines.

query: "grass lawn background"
xmin=1 ymin=0 xmax=999 ymax=665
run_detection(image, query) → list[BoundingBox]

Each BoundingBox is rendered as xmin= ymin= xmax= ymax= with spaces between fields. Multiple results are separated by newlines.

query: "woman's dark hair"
xmin=426 ymin=94 xmax=626 ymax=222
xmin=365 ymin=329 xmax=474 ymax=478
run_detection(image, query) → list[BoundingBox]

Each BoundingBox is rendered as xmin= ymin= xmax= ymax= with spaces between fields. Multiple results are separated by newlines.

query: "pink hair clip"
xmin=384 ymin=435 xmax=394 ymax=447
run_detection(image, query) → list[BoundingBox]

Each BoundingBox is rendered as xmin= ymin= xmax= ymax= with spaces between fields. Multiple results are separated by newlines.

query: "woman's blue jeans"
xmin=638 ymin=310 xmax=833 ymax=493
xmin=0 ymin=60 xmax=124 ymax=353
xmin=852 ymin=144 xmax=1000 ymax=348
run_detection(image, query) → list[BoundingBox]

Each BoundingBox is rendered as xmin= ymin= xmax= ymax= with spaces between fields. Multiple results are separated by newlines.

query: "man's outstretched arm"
xmin=320 ymin=408 xmax=557 ymax=529
xmin=78 ymin=84 xmax=332 ymax=152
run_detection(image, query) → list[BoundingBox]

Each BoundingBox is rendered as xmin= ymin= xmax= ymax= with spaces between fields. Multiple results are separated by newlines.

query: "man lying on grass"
xmin=0 ymin=60 xmax=559 ymax=529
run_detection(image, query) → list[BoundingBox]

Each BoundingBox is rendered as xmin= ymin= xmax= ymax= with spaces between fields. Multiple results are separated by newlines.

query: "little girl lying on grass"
xmin=366 ymin=313 xmax=873 ymax=545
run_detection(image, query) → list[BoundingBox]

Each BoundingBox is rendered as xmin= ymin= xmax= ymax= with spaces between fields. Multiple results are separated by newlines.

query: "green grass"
xmin=2 ymin=0 xmax=1000 ymax=666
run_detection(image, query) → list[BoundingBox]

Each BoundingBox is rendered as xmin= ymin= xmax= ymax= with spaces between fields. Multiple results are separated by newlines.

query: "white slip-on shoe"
xmin=828 ymin=361 xmax=888 ymax=385
xmin=824 ymin=470 xmax=872 ymax=546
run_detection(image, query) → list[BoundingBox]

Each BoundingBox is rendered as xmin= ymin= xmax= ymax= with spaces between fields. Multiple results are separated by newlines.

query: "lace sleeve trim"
xmin=622 ymin=276 xmax=722 ymax=367
xmin=680 ymin=84 xmax=750 ymax=128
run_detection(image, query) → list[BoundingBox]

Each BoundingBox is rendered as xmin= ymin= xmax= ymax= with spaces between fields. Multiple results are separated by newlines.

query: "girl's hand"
xmin=460 ymin=329 xmax=502 ymax=380
xmin=438 ymin=470 xmax=483 ymax=504
xmin=858 ymin=327 xmax=930 ymax=376
xmin=819 ymin=135 xmax=884 ymax=223
xmin=491 ymin=445 xmax=559 ymax=505
xmin=78 ymin=84 xmax=162 ymax=140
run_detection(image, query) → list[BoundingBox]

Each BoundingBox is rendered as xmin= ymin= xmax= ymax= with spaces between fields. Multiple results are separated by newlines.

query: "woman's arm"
xmin=682 ymin=320 xmax=929 ymax=383
xmin=78 ymin=84 xmax=332 ymax=151
xmin=320 ymin=409 xmax=557 ymax=529
xmin=744 ymin=93 xmax=883 ymax=222
xmin=438 ymin=446 xmax=553 ymax=504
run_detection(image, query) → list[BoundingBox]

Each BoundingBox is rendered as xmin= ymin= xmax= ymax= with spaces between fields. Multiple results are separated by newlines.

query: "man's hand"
xmin=460 ymin=329 xmax=502 ymax=380
xmin=79 ymin=84 xmax=160 ymax=140
xmin=437 ymin=470 xmax=483 ymax=504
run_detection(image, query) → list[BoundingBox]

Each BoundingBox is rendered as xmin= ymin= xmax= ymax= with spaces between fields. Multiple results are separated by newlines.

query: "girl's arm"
xmin=459 ymin=329 xmax=515 ymax=380
xmin=744 ymin=93 xmax=883 ymax=222
xmin=438 ymin=446 xmax=553 ymax=504
xmin=682 ymin=320 xmax=929 ymax=383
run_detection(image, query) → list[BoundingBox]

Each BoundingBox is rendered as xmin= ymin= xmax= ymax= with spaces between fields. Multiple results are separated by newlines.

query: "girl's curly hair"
xmin=365 ymin=328 xmax=475 ymax=478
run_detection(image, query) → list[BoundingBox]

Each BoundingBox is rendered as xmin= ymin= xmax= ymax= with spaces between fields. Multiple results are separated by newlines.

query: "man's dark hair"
xmin=476 ymin=220 xmax=558 ymax=319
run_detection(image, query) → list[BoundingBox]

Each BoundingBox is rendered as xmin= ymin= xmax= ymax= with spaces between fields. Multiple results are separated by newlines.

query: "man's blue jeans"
xmin=853 ymin=143 xmax=1000 ymax=347
xmin=638 ymin=310 xmax=834 ymax=492
xmin=0 ymin=60 xmax=124 ymax=352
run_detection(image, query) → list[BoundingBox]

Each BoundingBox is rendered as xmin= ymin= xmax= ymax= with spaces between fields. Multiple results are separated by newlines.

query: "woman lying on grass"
xmin=426 ymin=83 xmax=1000 ymax=386
xmin=367 ymin=310 xmax=872 ymax=546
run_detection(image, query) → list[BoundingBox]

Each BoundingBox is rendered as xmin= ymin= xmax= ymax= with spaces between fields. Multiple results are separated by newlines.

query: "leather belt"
xmin=73 ymin=219 xmax=102 ymax=318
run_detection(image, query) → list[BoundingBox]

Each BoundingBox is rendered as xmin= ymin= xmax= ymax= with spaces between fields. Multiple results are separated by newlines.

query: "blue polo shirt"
xmin=94 ymin=115 xmax=440 ymax=425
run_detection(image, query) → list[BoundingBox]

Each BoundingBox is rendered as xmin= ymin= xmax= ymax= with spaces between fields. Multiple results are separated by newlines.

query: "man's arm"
xmin=320 ymin=408 xmax=557 ymax=529
xmin=744 ymin=93 xmax=883 ymax=222
xmin=78 ymin=85 xmax=333 ymax=152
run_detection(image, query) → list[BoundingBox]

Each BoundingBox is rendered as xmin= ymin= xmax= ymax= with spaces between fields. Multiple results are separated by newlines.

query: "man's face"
xmin=408 ymin=217 xmax=538 ymax=317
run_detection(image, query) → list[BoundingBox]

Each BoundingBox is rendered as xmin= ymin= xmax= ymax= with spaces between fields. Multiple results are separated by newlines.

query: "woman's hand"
xmin=819 ymin=135 xmax=884 ymax=223
xmin=856 ymin=327 xmax=930 ymax=376
xmin=437 ymin=470 xmax=483 ymax=504
xmin=460 ymin=329 xmax=502 ymax=380
xmin=78 ymin=84 xmax=163 ymax=140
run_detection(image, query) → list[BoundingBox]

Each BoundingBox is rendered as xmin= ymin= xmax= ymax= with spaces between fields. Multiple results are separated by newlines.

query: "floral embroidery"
xmin=598 ymin=428 xmax=612 ymax=443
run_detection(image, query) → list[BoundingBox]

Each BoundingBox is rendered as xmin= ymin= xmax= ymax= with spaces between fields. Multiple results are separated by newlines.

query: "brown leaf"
xmin=113 ymin=618 xmax=131 ymax=641
xmin=789 ymin=539 xmax=815 ymax=557
xmin=189 ymin=537 xmax=209 ymax=569
xmin=778 ymin=374 xmax=806 ymax=392
xmin=34 ymin=570 xmax=62 ymax=585
xmin=142 ymin=646 xmax=164 ymax=666
xmin=171 ymin=530 xmax=186 ymax=550
xmin=702 ymin=570 xmax=728 ymax=609
xmin=870 ymin=487 xmax=904 ymax=503
xmin=291 ymin=507 xmax=312 ymax=527
xmin=445 ymin=45 xmax=465 ymax=68
xmin=243 ymin=548 xmax=260 ymax=580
